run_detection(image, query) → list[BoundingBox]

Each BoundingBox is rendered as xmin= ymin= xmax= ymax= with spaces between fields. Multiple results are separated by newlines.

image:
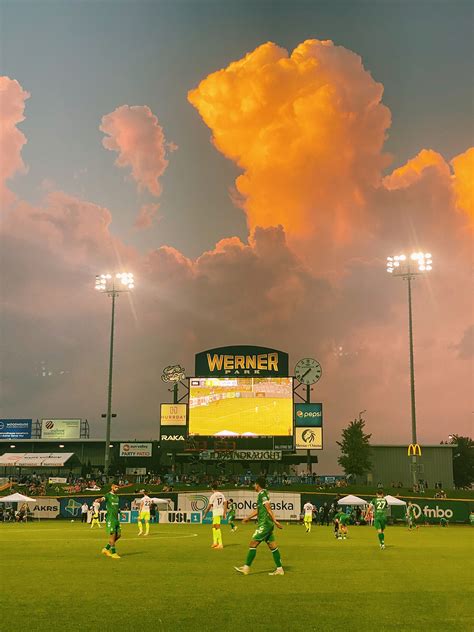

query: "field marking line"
xmin=0 ymin=533 xmax=199 ymax=542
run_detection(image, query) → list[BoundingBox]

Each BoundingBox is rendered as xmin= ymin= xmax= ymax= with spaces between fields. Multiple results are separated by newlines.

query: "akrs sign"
xmin=195 ymin=346 xmax=289 ymax=377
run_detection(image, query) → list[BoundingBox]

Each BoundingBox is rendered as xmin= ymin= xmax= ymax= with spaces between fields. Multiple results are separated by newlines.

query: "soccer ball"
xmin=71 ymin=519 xmax=74 ymax=522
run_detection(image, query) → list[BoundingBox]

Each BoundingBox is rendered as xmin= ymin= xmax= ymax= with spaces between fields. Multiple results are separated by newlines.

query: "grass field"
xmin=0 ymin=522 xmax=472 ymax=631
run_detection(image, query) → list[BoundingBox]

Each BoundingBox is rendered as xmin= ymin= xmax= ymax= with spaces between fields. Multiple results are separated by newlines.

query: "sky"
xmin=0 ymin=0 xmax=472 ymax=471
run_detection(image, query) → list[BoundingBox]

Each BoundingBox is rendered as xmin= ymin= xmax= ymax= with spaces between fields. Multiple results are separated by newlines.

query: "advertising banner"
xmin=160 ymin=426 xmax=187 ymax=448
xmin=199 ymin=450 xmax=282 ymax=461
xmin=157 ymin=511 xmax=202 ymax=524
xmin=195 ymin=345 xmax=289 ymax=377
xmin=295 ymin=427 xmax=323 ymax=450
xmin=160 ymin=404 xmax=187 ymax=426
xmin=48 ymin=477 xmax=67 ymax=484
xmin=41 ymin=419 xmax=81 ymax=439
xmin=125 ymin=467 xmax=147 ymax=476
xmin=0 ymin=419 xmax=32 ymax=439
xmin=390 ymin=498 xmax=471 ymax=524
xmin=178 ymin=490 xmax=300 ymax=521
xmin=119 ymin=442 xmax=152 ymax=457
xmin=31 ymin=499 xmax=60 ymax=519
xmin=294 ymin=403 xmax=323 ymax=427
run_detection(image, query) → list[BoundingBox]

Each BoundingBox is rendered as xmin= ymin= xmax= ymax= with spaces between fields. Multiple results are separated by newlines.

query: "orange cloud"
xmin=383 ymin=149 xmax=450 ymax=190
xmin=0 ymin=76 xmax=30 ymax=207
xmin=188 ymin=40 xmax=391 ymax=244
xmin=100 ymin=105 xmax=172 ymax=199
xmin=135 ymin=203 xmax=160 ymax=230
xmin=451 ymin=147 xmax=474 ymax=221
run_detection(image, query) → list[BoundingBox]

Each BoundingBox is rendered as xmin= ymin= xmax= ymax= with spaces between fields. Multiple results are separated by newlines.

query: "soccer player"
xmin=303 ymin=501 xmax=314 ymax=533
xmin=203 ymin=483 xmax=226 ymax=549
xmin=369 ymin=490 xmax=388 ymax=550
xmin=336 ymin=510 xmax=350 ymax=539
xmin=333 ymin=511 xmax=340 ymax=539
xmin=138 ymin=490 xmax=152 ymax=536
xmin=90 ymin=499 xmax=101 ymax=529
xmin=234 ymin=476 xmax=284 ymax=576
xmin=406 ymin=501 xmax=418 ymax=530
xmin=227 ymin=498 xmax=237 ymax=533
xmin=95 ymin=483 xmax=122 ymax=559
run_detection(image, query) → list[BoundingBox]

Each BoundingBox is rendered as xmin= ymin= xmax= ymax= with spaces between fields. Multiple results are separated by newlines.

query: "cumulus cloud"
xmin=189 ymin=40 xmax=391 ymax=250
xmin=100 ymin=105 xmax=172 ymax=199
xmin=0 ymin=76 xmax=30 ymax=207
xmin=451 ymin=147 xmax=474 ymax=222
xmin=135 ymin=203 xmax=160 ymax=230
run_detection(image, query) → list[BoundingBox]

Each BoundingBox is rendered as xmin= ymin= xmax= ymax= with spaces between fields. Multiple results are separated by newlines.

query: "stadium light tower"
xmin=95 ymin=272 xmax=135 ymax=475
xmin=386 ymin=252 xmax=433 ymax=487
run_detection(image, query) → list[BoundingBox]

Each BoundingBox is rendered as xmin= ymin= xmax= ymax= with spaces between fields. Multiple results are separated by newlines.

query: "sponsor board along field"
xmin=0 ymin=521 xmax=472 ymax=631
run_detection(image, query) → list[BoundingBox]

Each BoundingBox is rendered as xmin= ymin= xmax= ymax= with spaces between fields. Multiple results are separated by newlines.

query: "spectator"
xmin=81 ymin=502 xmax=89 ymax=523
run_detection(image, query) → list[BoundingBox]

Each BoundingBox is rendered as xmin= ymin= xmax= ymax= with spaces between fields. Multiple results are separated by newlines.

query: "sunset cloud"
xmin=188 ymin=40 xmax=391 ymax=246
xmin=100 ymin=105 xmax=172 ymax=199
xmin=0 ymin=76 xmax=30 ymax=207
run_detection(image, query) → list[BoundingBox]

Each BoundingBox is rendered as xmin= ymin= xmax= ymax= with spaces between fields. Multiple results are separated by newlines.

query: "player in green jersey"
xmin=406 ymin=501 xmax=418 ymax=530
xmin=95 ymin=483 xmax=122 ymax=559
xmin=369 ymin=490 xmax=388 ymax=549
xmin=227 ymin=498 xmax=237 ymax=532
xmin=334 ymin=510 xmax=350 ymax=539
xmin=234 ymin=477 xmax=284 ymax=576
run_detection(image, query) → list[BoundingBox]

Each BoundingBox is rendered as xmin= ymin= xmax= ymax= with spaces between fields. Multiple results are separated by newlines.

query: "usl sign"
xmin=0 ymin=419 xmax=32 ymax=439
xmin=119 ymin=442 xmax=152 ymax=457
xmin=41 ymin=419 xmax=81 ymax=439
xmin=195 ymin=346 xmax=289 ymax=377
xmin=160 ymin=404 xmax=187 ymax=426
xmin=295 ymin=427 xmax=323 ymax=450
xmin=294 ymin=403 xmax=323 ymax=427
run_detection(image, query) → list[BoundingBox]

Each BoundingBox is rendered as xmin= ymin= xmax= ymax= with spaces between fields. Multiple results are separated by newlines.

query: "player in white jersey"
xmin=303 ymin=502 xmax=315 ymax=533
xmin=90 ymin=500 xmax=101 ymax=528
xmin=138 ymin=490 xmax=152 ymax=536
xmin=203 ymin=483 xmax=227 ymax=549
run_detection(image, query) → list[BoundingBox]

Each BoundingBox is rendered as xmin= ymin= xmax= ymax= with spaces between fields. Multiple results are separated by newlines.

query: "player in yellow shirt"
xmin=138 ymin=490 xmax=152 ymax=536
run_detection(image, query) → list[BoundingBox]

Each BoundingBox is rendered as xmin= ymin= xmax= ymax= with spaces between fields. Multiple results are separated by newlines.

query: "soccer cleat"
xmin=215 ymin=544 xmax=224 ymax=549
xmin=234 ymin=566 xmax=250 ymax=575
xmin=110 ymin=553 xmax=121 ymax=559
xmin=380 ymin=544 xmax=385 ymax=550
xmin=211 ymin=543 xmax=218 ymax=548
xmin=138 ymin=532 xmax=143 ymax=536
xmin=269 ymin=568 xmax=285 ymax=576
xmin=101 ymin=548 xmax=112 ymax=557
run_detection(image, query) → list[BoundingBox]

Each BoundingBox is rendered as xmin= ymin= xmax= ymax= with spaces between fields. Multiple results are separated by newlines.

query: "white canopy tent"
xmin=384 ymin=495 xmax=407 ymax=506
xmin=0 ymin=453 xmax=74 ymax=467
xmin=337 ymin=494 xmax=368 ymax=506
xmin=0 ymin=492 xmax=36 ymax=503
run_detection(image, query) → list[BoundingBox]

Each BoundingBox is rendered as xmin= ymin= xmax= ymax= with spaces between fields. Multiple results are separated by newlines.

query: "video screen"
xmin=189 ymin=377 xmax=293 ymax=437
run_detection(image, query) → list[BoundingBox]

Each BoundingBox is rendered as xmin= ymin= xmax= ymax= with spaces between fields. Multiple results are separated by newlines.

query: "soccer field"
xmin=0 ymin=522 xmax=472 ymax=632
xmin=190 ymin=397 xmax=293 ymax=435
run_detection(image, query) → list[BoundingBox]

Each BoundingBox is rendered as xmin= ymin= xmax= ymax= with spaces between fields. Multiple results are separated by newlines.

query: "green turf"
xmin=0 ymin=522 xmax=472 ymax=631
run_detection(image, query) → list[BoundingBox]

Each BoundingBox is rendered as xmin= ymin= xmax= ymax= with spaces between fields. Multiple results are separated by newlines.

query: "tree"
xmin=450 ymin=435 xmax=474 ymax=488
xmin=337 ymin=419 xmax=372 ymax=480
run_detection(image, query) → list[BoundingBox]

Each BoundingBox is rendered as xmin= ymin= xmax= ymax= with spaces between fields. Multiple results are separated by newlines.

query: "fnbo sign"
xmin=391 ymin=498 xmax=470 ymax=524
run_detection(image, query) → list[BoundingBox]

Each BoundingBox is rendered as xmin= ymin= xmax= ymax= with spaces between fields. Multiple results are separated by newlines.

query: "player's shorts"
xmin=106 ymin=519 xmax=121 ymax=536
xmin=139 ymin=511 xmax=150 ymax=521
xmin=252 ymin=523 xmax=275 ymax=543
xmin=374 ymin=516 xmax=387 ymax=531
xmin=304 ymin=514 xmax=312 ymax=523
xmin=212 ymin=515 xmax=222 ymax=525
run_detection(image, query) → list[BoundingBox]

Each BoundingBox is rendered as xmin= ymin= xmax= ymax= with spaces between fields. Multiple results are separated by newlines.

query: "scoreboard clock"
xmin=294 ymin=358 xmax=322 ymax=385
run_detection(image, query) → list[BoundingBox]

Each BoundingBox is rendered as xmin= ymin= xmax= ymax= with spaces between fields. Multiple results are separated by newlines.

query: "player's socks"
xmin=105 ymin=544 xmax=111 ymax=550
xmin=271 ymin=548 xmax=282 ymax=568
xmin=378 ymin=533 xmax=384 ymax=545
xmin=308 ymin=524 xmax=311 ymax=533
xmin=145 ymin=523 xmax=149 ymax=536
xmin=111 ymin=546 xmax=116 ymax=554
xmin=212 ymin=528 xmax=218 ymax=546
xmin=245 ymin=547 xmax=257 ymax=566
xmin=216 ymin=529 xmax=223 ymax=545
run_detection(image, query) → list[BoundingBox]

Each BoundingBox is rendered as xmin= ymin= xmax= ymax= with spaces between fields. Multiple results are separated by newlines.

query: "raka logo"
xmin=162 ymin=434 xmax=185 ymax=441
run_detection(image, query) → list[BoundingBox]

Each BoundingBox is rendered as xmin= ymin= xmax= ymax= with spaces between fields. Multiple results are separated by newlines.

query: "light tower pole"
xmin=386 ymin=252 xmax=432 ymax=487
xmin=95 ymin=272 xmax=135 ymax=475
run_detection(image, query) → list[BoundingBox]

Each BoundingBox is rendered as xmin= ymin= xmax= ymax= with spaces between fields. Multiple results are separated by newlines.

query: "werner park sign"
xmin=194 ymin=345 xmax=289 ymax=377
